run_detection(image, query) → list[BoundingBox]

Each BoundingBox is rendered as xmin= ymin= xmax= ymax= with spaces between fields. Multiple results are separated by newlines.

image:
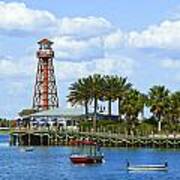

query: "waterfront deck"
xmin=10 ymin=128 xmax=180 ymax=148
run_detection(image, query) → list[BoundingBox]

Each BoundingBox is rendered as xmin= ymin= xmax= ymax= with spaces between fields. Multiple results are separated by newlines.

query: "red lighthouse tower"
xmin=33 ymin=38 xmax=59 ymax=111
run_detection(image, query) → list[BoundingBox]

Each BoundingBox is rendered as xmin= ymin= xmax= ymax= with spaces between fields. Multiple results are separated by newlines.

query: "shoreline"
xmin=9 ymin=130 xmax=180 ymax=149
xmin=0 ymin=130 xmax=10 ymax=135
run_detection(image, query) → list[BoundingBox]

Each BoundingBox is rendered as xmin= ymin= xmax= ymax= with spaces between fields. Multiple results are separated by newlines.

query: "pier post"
xmin=48 ymin=135 xmax=50 ymax=146
xmin=19 ymin=134 xmax=22 ymax=146
xmin=166 ymin=138 xmax=169 ymax=148
xmin=28 ymin=133 xmax=31 ymax=146
xmin=40 ymin=134 xmax=43 ymax=146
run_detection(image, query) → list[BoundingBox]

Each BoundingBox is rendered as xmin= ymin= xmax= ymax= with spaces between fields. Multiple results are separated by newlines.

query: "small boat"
xmin=127 ymin=161 xmax=168 ymax=171
xmin=24 ymin=147 xmax=34 ymax=152
xmin=70 ymin=154 xmax=104 ymax=164
xmin=69 ymin=140 xmax=104 ymax=164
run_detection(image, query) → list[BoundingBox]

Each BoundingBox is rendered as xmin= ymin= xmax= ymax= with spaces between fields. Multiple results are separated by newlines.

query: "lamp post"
xmin=93 ymin=112 xmax=97 ymax=133
xmin=92 ymin=105 xmax=105 ymax=133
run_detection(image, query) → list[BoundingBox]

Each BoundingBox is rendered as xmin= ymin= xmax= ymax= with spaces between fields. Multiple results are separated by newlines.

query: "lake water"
xmin=0 ymin=135 xmax=180 ymax=180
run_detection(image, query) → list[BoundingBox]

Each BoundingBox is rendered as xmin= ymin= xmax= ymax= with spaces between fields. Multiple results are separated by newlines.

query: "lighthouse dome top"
xmin=38 ymin=38 xmax=53 ymax=50
xmin=38 ymin=38 xmax=53 ymax=45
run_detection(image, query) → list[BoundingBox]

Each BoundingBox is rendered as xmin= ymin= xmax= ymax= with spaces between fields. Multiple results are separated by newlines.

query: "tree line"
xmin=0 ymin=119 xmax=11 ymax=127
xmin=67 ymin=74 xmax=180 ymax=132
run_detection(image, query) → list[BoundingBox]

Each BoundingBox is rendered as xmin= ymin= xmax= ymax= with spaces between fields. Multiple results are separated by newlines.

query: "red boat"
xmin=70 ymin=154 xmax=103 ymax=164
xmin=69 ymin=140 xmax=104 ymax=164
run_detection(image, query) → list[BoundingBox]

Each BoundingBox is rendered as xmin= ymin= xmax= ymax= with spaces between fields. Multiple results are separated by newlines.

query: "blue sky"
xmin=1 ymin=0 xmax=180 ymax=118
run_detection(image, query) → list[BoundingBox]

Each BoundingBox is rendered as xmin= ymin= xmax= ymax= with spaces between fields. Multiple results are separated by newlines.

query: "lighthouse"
xmin=33 ymin=38 xmax=59 ymax=111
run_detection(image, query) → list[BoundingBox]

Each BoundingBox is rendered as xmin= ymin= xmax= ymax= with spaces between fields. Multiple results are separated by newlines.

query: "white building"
xmin=21 ymin=107 xmax=84 ymax=131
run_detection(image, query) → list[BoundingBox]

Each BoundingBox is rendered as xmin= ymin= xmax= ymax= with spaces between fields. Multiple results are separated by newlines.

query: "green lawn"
xmin=0 ymin=130 xmax=10 ymax=135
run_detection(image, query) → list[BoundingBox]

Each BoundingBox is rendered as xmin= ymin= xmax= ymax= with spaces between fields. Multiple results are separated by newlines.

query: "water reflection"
xmin=0 ymin=135 xmax=180 ymax=180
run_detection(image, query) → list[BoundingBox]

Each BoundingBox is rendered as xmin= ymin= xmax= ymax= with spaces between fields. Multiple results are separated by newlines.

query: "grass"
xmin=79 ymin=119 xmax=160 ymax=135
xmin=0 ymin=130 xmax=10 ymax=135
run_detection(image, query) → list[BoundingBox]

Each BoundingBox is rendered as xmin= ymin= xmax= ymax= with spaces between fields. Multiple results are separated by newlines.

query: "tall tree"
xmin=167 ymin=91 xmax=180 ymax=126
xmin=116 ymin=77 xmax=132 ymax=120
xmin=148 ymin=85 xmax=170 ymax=132
xmin=103 ymin=75 xmax=120 ymax=117
xmin=67 ymin=78 xmax=92 ymax=116
xmin=121 ymin=89 xmax=146 ymax=126
xmin=86 ymin=74 xmax=104 ymax=114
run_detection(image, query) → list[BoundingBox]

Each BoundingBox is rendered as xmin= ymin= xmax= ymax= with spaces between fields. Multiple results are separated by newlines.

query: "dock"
xmin=10 ymin=128 xmax=180 ymax=148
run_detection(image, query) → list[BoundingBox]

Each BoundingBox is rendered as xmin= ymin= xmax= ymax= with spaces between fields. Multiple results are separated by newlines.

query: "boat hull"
xmin=127 ymin=165 xmax=168 ymax=171
xmin=23 ymin=147 xmax=34 ymax=152
xmin=70 ymin=155 xmax=103 ymax=164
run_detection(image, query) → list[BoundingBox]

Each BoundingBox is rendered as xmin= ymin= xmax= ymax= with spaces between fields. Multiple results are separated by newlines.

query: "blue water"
xmin=0 ymin=135 xmax=180 ymax=180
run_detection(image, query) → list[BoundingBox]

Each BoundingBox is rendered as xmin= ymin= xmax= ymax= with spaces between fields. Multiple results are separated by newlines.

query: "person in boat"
xmin=165 ymin=162 xmax=168 ymax=167
xmin=127 ymin=161 xmax=130 ymax=168
xmin=97 ymin=144 xmax=101 ymax=152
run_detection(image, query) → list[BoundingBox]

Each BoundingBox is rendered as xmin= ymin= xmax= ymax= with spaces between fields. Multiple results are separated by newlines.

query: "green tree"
xmin=148 ymin=85 xmax=170 ymax=132
xmin=121 ymin=89 xmax=146 ymax=128
xmin=86 ymin=74 xmax=104 ymax=114
xmin=103 ymin=75 xmax=120 ymax=117
xmin=166 ymin=91 xmax=180 ymax=129
xmin=18 ymin=109 xmax=37 ymax=117
xmin=67 ymin=78 xmax=92 ymax=116
xmin=116 ymin=77 xmax=132 ymax=120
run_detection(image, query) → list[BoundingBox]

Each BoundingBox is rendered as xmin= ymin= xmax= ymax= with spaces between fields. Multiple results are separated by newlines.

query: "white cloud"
xmin=101 ymin=19 xmax=180 ymax=51
xmin=127 ymin=20 xmax=180 ymax=49
xmin=104 ymin=30 xmax=125 ymax=50
xmin=0 ymin=2 xmax=114 ymax=62
xmin=94 ymin=57 xmax=135 ymax=75
xmin=0 ymin=54 xmax=135 ymax=82
xmin=53 ymin=36 xmax=104 ymax=61
xmin=3 ymin=2 xmax=180 ymax=55
xmin=0 ymin=57 xmax=35 ymax=77
xmin=0 ymin=2 xmax=57 ymax=32
xmin=0 ymin=2 xmax=114 ymax=38
xmin=55 ymin=56 xmax=135 ymax=81
xmin=161 ymin=59 xmax=180 ymax=69
xmin=59 ymin=16 xmax=113 ymax=38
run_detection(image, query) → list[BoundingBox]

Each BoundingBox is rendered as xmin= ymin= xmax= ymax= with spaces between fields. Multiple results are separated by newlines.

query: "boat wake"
xmin=0 ymin=142 xmax=9 ymax=147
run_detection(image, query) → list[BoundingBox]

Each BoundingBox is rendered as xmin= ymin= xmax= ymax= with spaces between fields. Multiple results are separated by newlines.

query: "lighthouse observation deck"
xmin=37 ymin=49 xmax=54 ymax=58
xmin=37 ymin=38 xmax=54 ymax=58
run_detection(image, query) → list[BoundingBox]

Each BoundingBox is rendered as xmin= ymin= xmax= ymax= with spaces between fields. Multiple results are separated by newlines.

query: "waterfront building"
xmin=18 ymin=107 xmax=83 ymax=131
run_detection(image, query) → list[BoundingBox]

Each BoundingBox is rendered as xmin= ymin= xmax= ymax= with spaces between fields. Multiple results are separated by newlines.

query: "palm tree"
xmin=85 ymin=74 xmax=104 ymax=132
xmin=67 ymin=78 xmax=92 ymax=116
xmin=148 ymin=85 xmax=170 ymax=132
xmin=121 ymin=89 xmax=146 ymax=126
xmin=168 ymin=91 xmax=180 ymax=126
xmin=86 ymin=74 xmax=104 ymax=114
xmin=103 ymin=75 xmax=120 ymax=117
xmin=67 ymin=74 xmax=104 ymax=132
xmin=116 ymin=77 xmax=132 ymax=120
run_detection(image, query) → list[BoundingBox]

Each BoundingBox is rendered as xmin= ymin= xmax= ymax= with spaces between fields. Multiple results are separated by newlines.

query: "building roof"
xmin=38 ymin=38 xmax=53 ymax=45
xmin=27 ymin=107 xmax=84 ymax=118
